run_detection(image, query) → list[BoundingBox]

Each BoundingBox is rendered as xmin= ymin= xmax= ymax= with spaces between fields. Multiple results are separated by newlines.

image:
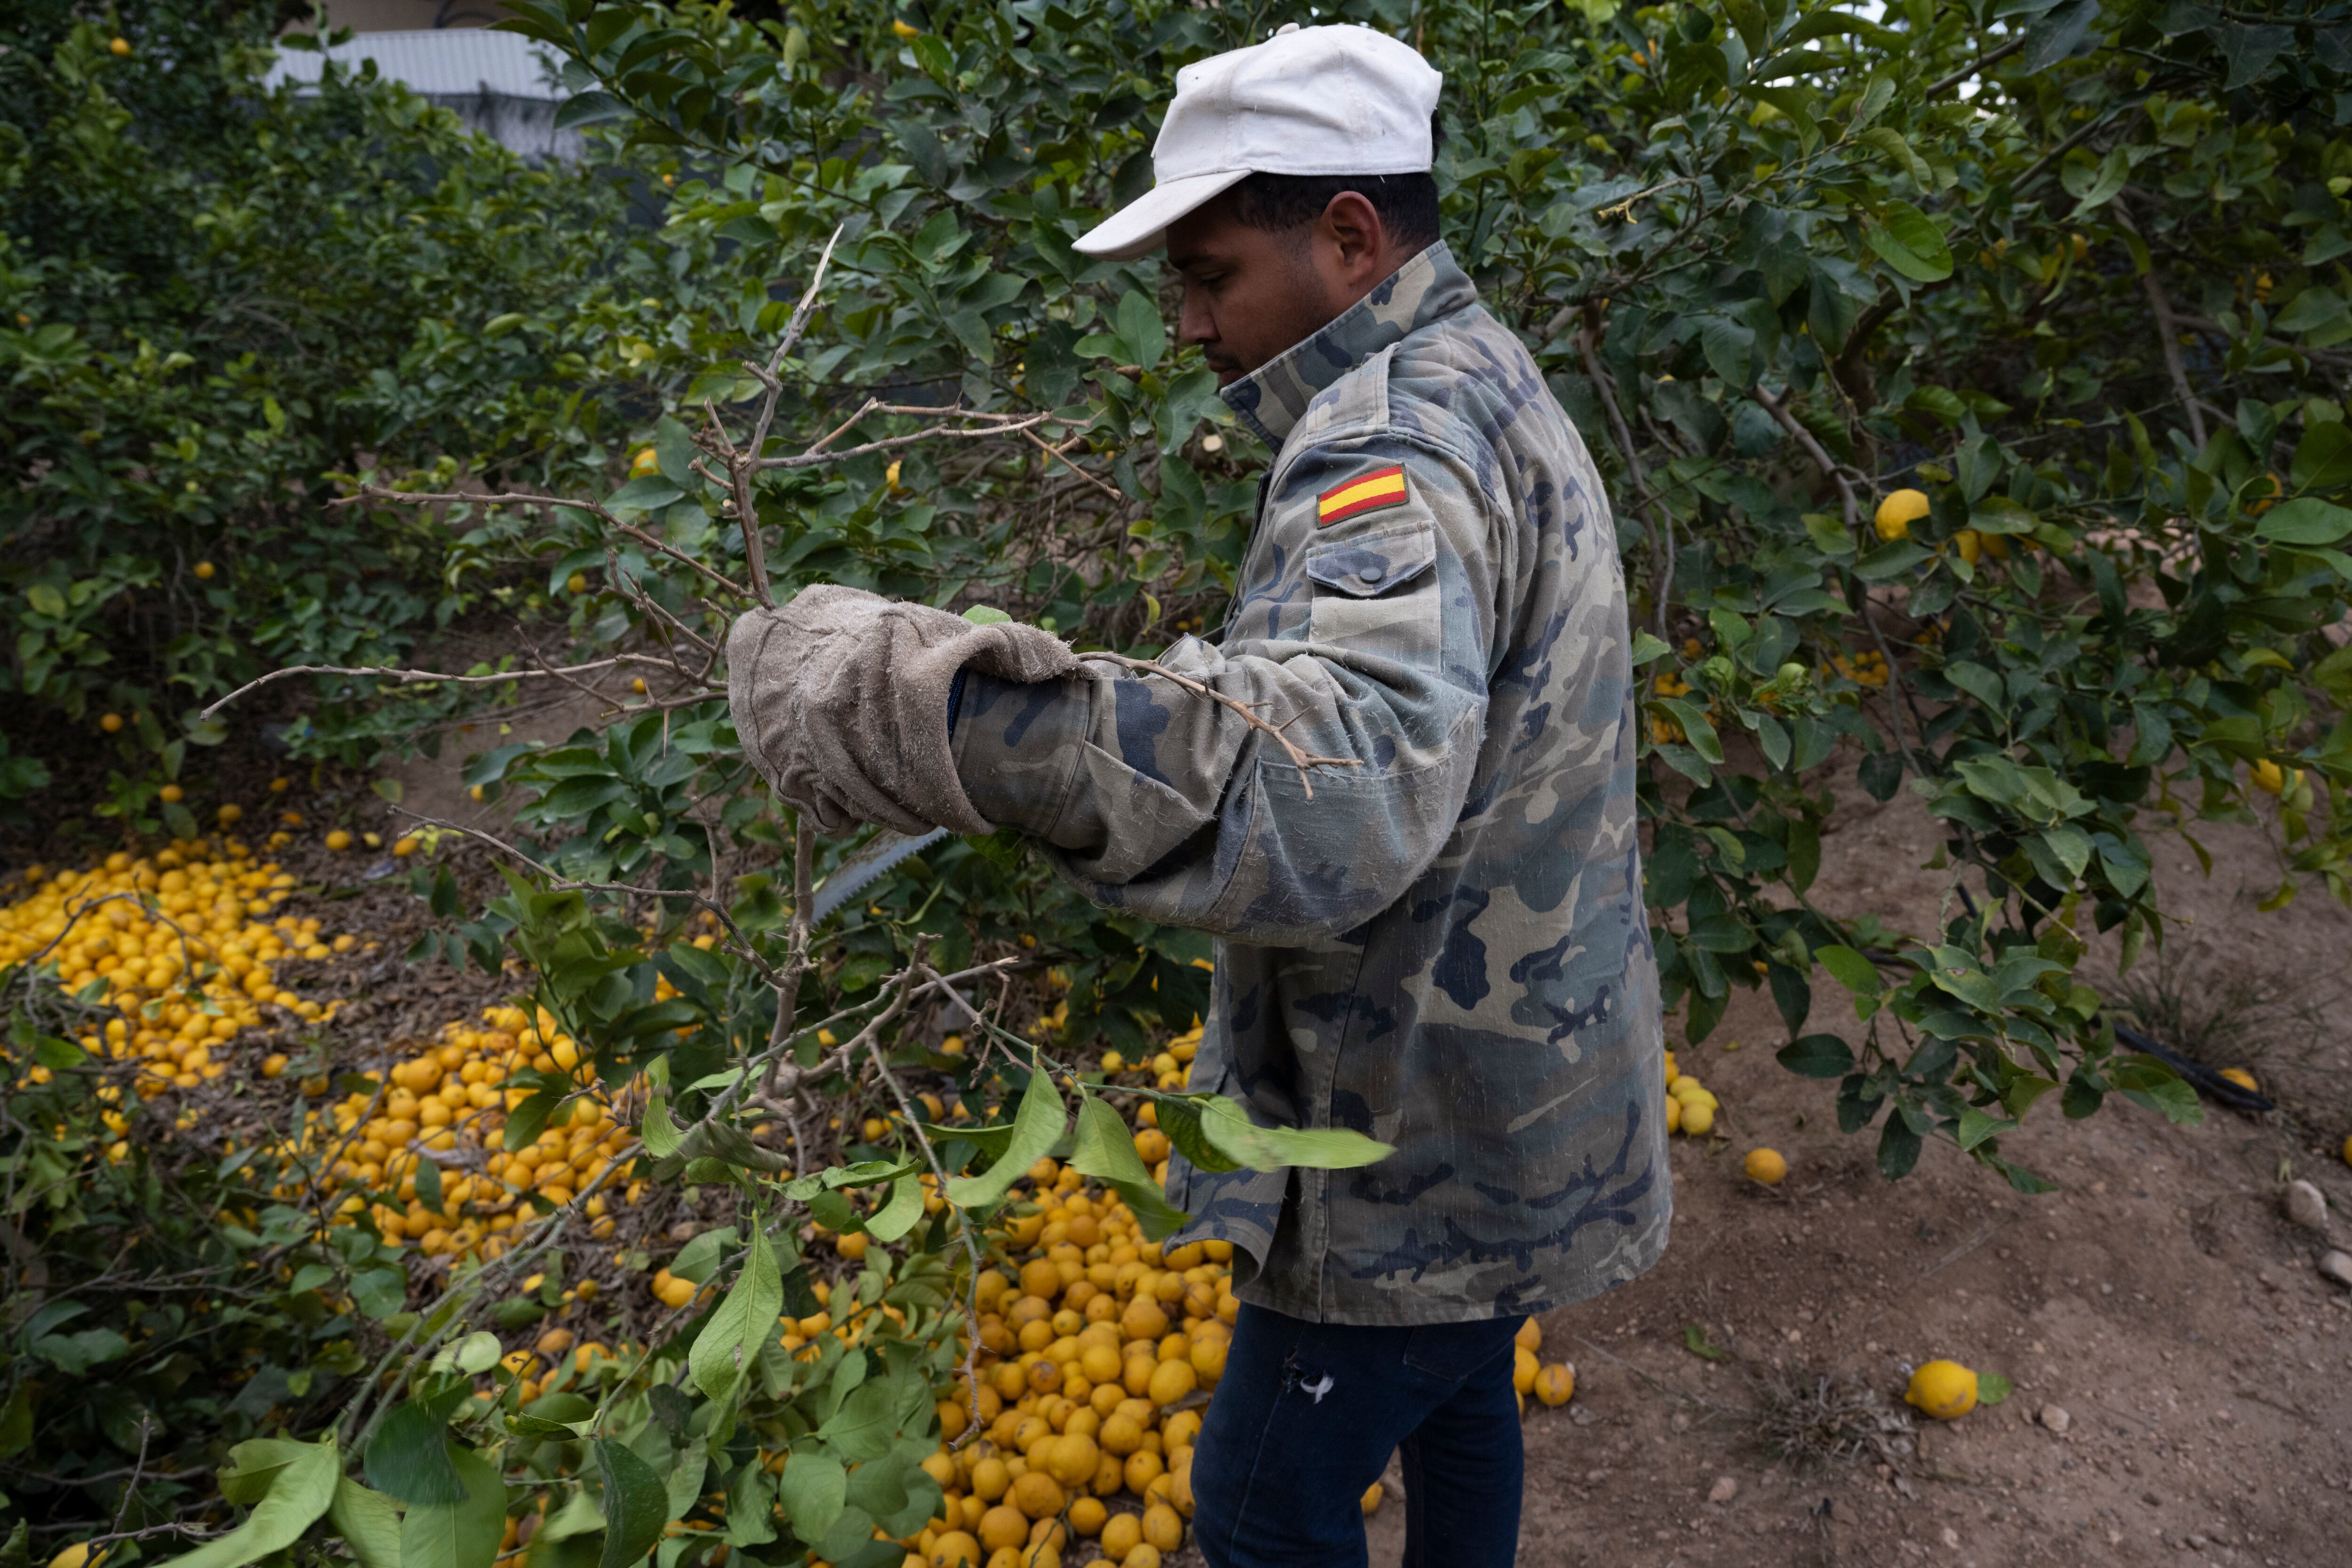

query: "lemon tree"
xmin=11 ymin=0 xmax=2352 ymax=1563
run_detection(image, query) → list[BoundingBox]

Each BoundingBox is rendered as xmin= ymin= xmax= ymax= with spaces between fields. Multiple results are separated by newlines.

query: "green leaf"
xmin=945 ymin=1059 xmax=1065 ymax=1208
xmin=2291 ymin=420 xmax=2352 ymax=491
xmin=596 ymin=1438 xmax=673 ymax=1568
xmin=1682 ymin=1324 xmax=1728 ymax=1361
xmin=1775 ymin=1034 xmax=1855 ymax=1078
xmin=690 ymin=1218 xmax=784 ymax=1401
xmin=1975 ymin=1371 xmax=2014 ymax=1406
xmin=1954 ymin=1105 xmax=2016 ymax=1152
xmin=155 ymin=1438 xmax=339 ymax=1568
xmin=1629 ymin=629 xmax=1672 ymax=666
xmin=365 ymin=1401 xmax=464 ymax=1504
xmin=862 ymin=1178 xmax=927 ymax=1244
xmin=1067 ymin=1095 xmax=1192 ymax=1241
xmin=327 ymin=1477 xmax=404 ymax=1568
xmin=1812 ymin=945 xmax=1880 ymax=995
xmin=1114 ymin=290 xmax=1166 ymax=372
xmin=641 ymin=1088 xmax=684 ymax=1157
xmin=775 ymin=1447 xmax=847 ymax=1541
xmin=1151 ymin=1096 xmax=1241 ymax=1175
xmin=2254 ymin=497 xmax=2352 ymax=546
xmin=1863 ymin=201 xmax=1953 ymax=282
xmin=1195 ymin=1095 xmax=1394 ymax=1173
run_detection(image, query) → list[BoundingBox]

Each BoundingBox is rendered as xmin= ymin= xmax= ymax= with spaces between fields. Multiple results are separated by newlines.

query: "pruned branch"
xmin=198 ymin=654 xmax=681 ymax=719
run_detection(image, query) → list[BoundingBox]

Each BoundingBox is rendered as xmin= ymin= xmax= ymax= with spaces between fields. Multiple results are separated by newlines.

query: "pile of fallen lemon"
xmin=1661 ymin=1048 xmax=1721 ymax=1138
xmin=0 ymin=839 xmax=343 ymax=1132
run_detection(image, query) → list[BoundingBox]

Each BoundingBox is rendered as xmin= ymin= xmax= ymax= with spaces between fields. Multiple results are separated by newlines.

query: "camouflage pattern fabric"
xmin=952 ymin=242 xmax=1669 ymax=1325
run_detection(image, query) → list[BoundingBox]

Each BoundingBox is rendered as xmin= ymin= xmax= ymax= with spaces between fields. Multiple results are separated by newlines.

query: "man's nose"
xmin=1177 ymin=286 xmax=1216 ymax=346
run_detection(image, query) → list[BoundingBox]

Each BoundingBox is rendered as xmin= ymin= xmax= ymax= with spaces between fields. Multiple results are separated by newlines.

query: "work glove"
xmin=726 ymin=584 xmax=1078 ymax=836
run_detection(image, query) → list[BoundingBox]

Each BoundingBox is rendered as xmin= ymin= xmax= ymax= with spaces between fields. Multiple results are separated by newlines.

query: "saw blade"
xmin=809 ymin=826 xmax=950 ymax=923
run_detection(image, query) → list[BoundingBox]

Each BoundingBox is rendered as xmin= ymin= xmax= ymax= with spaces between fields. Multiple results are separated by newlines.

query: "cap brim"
xmin=1072 ymin=168 xmax=1255 ymax=260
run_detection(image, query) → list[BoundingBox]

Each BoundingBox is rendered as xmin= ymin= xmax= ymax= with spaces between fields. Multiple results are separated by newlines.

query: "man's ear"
xmin=1317 ymin=191 xmax=1389 ymax=281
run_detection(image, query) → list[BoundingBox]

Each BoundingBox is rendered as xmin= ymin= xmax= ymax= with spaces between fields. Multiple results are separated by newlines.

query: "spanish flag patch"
xmin=1316 ymin=465 xmax=1408 ymax=526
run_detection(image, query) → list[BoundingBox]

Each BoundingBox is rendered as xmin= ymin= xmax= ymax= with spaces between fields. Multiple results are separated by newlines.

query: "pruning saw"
xmin=808 ymin=826 xmax=949 ymax=923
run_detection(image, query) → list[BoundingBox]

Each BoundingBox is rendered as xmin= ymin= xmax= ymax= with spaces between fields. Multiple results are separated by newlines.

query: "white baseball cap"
xmin=1073 ymin=23 xmax=1444 ymax=260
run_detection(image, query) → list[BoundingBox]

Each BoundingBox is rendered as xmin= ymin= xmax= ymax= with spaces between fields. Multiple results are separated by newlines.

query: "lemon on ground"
xmin=931 ymin=1532 xmax=983 ymax=1568
xmin=1743 ymin=1147 xmax=1788 ymax=1186
xmin=194 ymin=560 xmax=215 ymax=579
xmin=1068 ymin=1498 xmax=1107 ymax=1538
xmin=1905 ymin=1359 xmax=1978 ymax=1420
xmin=1664 ymin=1095 xmax=1682 ymax=1134
xmin=1360 ymin=1480 xmax=1383 ymax=1515
xmin=159 ymin=784 xmax=183 ymax=803
xmin=1515 ymin=1318 xmax=1542 ymax=1353
xmin=324 ymin=829 xmax=352 ymax=851
xmin=1534 ymin=1361 xmax=1575 ymax=1406
xmin=1139 ymin=1503 xmax=1182 ymax=1552
xmin=979 ymin=1507 xmax=1029 ymax=1552
xmin=1098 ymin=1515 xmax=1141 ymax=1560
xmin=1512 ymin=1345 xmax=1538 ymax=1393
xmin=1875 ymin=488 xmax=1930 ymax=541
xmin=2219 ymin=1067 xmax=2257 ymax=1091
xmin=101 ymin=712 xmax=124 ymax=732
xmin=1681 ymin=1101 xmax=1715 ymax=1137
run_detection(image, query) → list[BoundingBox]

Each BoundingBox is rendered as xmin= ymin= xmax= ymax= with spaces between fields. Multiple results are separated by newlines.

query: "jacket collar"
xmin=1219 ymin=241 xmax=1477 ymax=449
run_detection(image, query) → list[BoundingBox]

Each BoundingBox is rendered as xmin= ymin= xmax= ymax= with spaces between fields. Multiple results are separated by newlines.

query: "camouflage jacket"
xmin=952 ymin=242 xmax=1669 ymax=1324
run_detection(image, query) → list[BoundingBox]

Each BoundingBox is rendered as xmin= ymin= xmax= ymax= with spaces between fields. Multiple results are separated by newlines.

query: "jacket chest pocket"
xmin=1303 ymin=518 xmax=1440 ymax=663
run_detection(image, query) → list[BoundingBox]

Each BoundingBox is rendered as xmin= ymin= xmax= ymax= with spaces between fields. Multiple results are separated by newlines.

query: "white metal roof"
xmin=262 ymin=29 xmax=566 ymax=101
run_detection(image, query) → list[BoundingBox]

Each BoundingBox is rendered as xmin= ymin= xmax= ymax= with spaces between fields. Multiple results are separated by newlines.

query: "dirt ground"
xmin=1353 ymin=777 xmax=2352 ymax=1568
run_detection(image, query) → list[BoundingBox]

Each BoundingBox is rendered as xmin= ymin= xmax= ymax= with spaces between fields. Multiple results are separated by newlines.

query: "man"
xmin=727 ymin=23 xmax=1669 ymax=1568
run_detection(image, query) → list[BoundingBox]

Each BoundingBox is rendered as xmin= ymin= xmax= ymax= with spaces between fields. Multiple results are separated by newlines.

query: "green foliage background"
xmin=7 ymin=0 xmax=2352 ymax=1563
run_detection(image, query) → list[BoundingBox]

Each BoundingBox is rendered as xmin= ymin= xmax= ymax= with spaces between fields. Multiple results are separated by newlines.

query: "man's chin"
xmin=1212 ymin=365 xmax=1245 ymax=387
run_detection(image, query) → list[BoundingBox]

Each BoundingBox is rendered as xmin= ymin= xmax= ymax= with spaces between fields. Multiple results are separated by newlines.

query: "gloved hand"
xmin=726 ymin=585 xmax=1078 ymax=836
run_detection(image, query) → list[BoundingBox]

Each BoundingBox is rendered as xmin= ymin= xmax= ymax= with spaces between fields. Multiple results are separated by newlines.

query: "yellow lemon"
xmin=1875 ymin=488 xmax=1930 ymax=541
xmin=1533 ymin=1361 xmax=1575 ymax=1406
xmin=100 ymin=712 xmax=124 ymax=732
xmin=892 ymin=20 xmax=922 ymax=38
xmin=110 ymin=37 xmax=130 ymax=56
xmin=1515 ymin=1318 xmax=1542 ymax=1353
xmin=567 ymin=572 xmax=589 ymax=595
xmin=2219 ymin=1067 xmax=2257 ymax=1091
xmin=629 ymin=446 xmax=661 ymax=478
xmin=1905 ymin=1360 xmax=1978 ymax=1420
xmin=325 ymin=829 xmax=352 ymax=851
xmin=159 ymin=784 xmax=183 ymax=803
xmin=1009 ymin=1472 xmax=1065 ymax=1520
xmin=1743 ymin=1147 xmax=1788 ymax=1186
xmin=1680 ymin=1101 xmax=1715 ymax=1137
xmin=1360 ymin=1480 xmax=1383 ymax=1515
xmin=1512 ymin=1345 xmax=1538 ymax=1393
xmin=930 ymin=1533 xmax=984 ymax=1568
xmin=1139 ymin=1503 xmax=1183 ymax=1552
xmin=1953 ymin=529 xmax=1981 ymax=565
xmin=1664 ymin=1095 xmax=1682 ymax=1134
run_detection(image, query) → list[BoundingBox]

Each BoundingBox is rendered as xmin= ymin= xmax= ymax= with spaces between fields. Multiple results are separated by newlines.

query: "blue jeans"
xmin=1190 ymin=1303 xmax=1526 ymax=1568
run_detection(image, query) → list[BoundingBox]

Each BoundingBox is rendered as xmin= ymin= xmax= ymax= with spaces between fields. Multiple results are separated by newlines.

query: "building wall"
xmin=317 ymin=0 xmax=496 ymax=31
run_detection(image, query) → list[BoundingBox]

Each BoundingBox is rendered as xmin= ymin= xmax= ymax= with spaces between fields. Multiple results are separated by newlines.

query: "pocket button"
xmin=1357 ymin=566 xmax=1383 ymax=584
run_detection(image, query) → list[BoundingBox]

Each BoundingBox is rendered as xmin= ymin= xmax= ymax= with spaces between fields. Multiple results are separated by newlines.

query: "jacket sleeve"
xmin=950 ymin=433 xmax=1503 ymax=945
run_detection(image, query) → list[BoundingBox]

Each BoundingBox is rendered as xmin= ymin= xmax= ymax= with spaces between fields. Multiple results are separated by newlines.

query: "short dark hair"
xmin=1222 ymin=113 xmax=1445 ymax=252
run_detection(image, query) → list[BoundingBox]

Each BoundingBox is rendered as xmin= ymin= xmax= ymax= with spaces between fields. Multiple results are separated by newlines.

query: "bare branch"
xmin=751 ymin=411 xmax=1062 ymax=470
xmin=736 ymin=224 xmax=847 ymax=604
xmin=1079 ymin=652 xmax=1363 ymax=800
xmin=1578 ymin=325 xmax=1675 ymax=644
xmin=1752 ymin=383 xmax=1862 ymax=535
xmin=199 ymin=654 xmax=674 ymax=719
